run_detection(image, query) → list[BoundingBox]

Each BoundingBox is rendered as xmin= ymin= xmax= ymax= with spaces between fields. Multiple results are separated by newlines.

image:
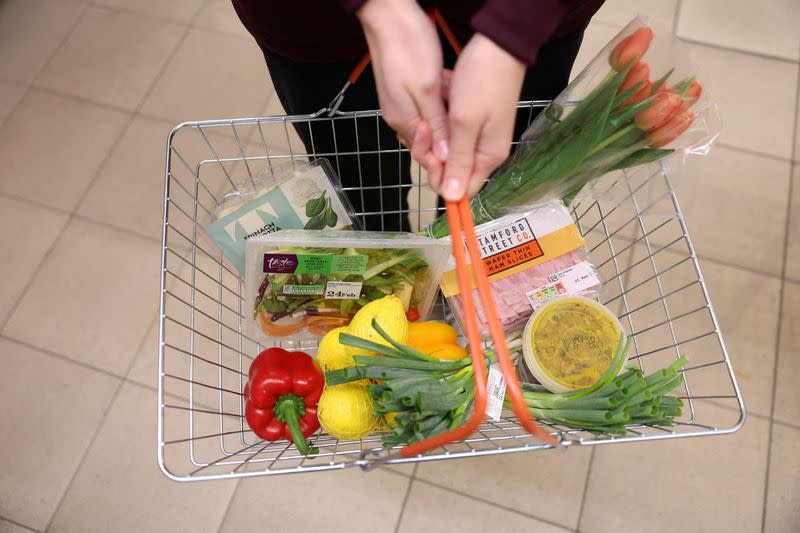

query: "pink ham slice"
xmin=448 ymin=250 xmax=595 ymax=337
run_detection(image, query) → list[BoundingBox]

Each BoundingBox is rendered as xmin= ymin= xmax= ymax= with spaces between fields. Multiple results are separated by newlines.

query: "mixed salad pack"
xmin=245 ymin=230 xmax=450 ymax=341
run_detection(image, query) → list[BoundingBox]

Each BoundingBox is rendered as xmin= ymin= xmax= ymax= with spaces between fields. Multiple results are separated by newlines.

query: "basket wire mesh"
xmin=157 ymin=102 xmax=745 ymax=481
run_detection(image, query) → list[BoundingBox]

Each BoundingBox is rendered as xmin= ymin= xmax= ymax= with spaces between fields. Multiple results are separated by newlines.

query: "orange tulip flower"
xmin=610 ymin=27 xmax=654 ymax=71
xmin=619 ymin=80 xmax=652 ymax=108
xmin=618 ymin=61 xmax=650 ymax=94
xmin=683 ymin=81 xmax=702 ymax=108
xmin=635 ymin=92 xmax=683 ymax=132
xmin=647 ymin=110 xmax=694 ymax=148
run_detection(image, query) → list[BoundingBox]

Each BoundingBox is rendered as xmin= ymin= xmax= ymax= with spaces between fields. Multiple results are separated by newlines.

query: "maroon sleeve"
xmin=339 ymin=0 xmax=367 ymax=12
xmin=471 ymin=0 xmax=568 ymax=64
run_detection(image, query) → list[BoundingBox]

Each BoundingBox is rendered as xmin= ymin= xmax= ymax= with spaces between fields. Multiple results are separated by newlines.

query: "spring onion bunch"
xmin=514 ymin=334 xmax=688 ymax=434
xmin=325 ymin=319 xmax=489 ymax=448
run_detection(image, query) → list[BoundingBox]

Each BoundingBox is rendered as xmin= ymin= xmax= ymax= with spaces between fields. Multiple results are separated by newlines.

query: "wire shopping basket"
xmin=157 ymin=101 xmax=745 ymax=481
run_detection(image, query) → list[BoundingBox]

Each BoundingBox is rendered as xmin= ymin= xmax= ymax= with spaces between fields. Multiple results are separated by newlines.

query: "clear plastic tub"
xmin=521 ymin=296 xmax=626 ymax=393
xmin=245 ymin=230 xmax=451 ymax=344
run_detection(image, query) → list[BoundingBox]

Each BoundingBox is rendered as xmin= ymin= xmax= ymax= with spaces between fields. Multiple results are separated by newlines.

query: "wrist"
xmin=471 ymin=33 xmax=525 ymax=72
xmin=357 ymin=0 xmax=420 ymax=31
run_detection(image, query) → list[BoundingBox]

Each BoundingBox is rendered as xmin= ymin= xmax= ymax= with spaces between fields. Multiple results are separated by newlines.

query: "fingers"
xmin=441 ymin=69 xmax=453 ymax=104
xmin=465 ymin=115 xmax=514 ymax=198
xmin=413 ymin=78 xmax=449 ymax=161
xmin=409 ymin=121 xmax=443 ymax=191
xmin=441 ymin=110 xmax=481 ymax=201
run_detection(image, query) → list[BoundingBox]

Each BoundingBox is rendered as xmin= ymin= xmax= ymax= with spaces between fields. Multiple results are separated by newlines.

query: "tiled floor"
xmin=0 ymin=0 xmax=798 ymax=532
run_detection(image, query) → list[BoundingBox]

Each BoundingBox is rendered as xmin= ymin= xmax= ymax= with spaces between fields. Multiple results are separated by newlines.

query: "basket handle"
xmin=399 ymin=198 xmax=557 ymax=459
xmin=326 ymin=8 xmax=463 ymax=116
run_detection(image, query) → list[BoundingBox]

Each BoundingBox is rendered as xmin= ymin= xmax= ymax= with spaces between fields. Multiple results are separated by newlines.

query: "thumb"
xmin=441 ymin=114 xmax=479 ymax=201
xmin=414 ymin=86 xmax=449 ymax=162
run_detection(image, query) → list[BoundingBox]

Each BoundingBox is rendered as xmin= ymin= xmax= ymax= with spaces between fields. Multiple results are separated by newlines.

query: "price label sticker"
xmin=486 ymin=363 xmax=506 ymax=421
xmin=324 ymin=281 xmax=363 ymax=300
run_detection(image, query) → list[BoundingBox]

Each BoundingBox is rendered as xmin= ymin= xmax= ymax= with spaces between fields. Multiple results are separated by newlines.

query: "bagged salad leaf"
xmin=204 ymin=158 xmax=357 ymax=273
xmin=439 ymin=201 xmax=600 ymax=338
xmin=245 ymin=230 xmax=450 ymax=342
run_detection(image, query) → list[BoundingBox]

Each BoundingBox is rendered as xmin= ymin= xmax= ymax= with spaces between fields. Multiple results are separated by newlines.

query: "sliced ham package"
xmin=439 ymin=201 xmax=600 ymax=338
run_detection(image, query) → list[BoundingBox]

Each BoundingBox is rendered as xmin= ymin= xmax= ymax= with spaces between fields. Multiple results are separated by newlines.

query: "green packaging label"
xmin=295 ymin=254 xmax=368 ymax=275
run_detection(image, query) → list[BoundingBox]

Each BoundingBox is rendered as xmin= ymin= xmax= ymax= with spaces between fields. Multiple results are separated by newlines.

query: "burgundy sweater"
xmin=231 ymin=0 xmax=604 ymax=65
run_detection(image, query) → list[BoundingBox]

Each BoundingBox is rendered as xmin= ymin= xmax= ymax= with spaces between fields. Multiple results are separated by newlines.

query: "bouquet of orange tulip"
xmin=426 ymin=19 xmax=719 ymax=238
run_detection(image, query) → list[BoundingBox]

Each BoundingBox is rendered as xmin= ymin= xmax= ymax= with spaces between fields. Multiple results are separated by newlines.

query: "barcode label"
xmin=486 ymin=364 xmax=506 ymax=421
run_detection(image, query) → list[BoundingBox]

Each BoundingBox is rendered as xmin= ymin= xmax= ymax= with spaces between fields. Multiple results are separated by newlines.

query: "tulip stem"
xmin=589 ymin=124 xmax=636 ymax=156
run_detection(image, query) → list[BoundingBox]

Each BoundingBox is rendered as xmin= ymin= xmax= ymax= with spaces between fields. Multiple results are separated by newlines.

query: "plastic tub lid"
xmin=522 ymin=296 xmax=625 ymax=393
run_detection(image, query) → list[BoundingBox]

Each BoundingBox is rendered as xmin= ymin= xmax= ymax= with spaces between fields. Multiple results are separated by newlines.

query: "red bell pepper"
xmin=244 ymin=347 xmax=324 ymax=455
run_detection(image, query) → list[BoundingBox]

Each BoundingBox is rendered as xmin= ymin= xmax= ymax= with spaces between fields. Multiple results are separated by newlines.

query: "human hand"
xmin=357 ymin=0 xmax=449 ymax=184
xmin=440 ymin=33 xmax=526 ymax=201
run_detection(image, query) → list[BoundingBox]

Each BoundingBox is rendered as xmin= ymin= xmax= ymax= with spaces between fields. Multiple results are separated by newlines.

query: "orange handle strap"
xmin=400 ymin=199 xmax=488 ymax=456
xmin=347 ymin=53 xmax=372 ymax=84
xmin=458 ymin=201 xmax=558 ymax=446
xmin=400 ymin=199 xmax=557 ymax=458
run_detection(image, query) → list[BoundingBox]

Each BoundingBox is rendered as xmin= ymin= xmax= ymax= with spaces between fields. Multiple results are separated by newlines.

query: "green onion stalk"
xmin=424 ymin=37 xmax=704 ymax=238
xmin=325 ymin=319 xmax=492 ymax=449
xmin=511 ymin=334 xmax=689 ymax=434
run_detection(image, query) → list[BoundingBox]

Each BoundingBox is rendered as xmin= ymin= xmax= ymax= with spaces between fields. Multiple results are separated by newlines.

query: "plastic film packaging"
xmin=439 ymin=201 xmax=601 ymax=338
xmin=245 ymin=230 xmax=451 ymax=344
xmin=204 ymin=158 xmax=358 ymax=273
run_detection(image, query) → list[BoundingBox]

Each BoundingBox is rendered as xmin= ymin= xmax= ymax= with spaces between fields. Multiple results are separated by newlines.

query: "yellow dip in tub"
xmin=522 ymin=296 xmax=625 ymax=393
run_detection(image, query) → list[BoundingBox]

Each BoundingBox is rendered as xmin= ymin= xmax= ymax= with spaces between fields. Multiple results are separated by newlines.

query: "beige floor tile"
xmin=0 ymin=339 xmax=119 ymax=530
xmin=624 ymin=247 xmax=779 ymax=417
xmin=0 ymin=0 xmax=85 ymax=84
xmin=677 ymin=0 xmax=800 ymax=61
xmin=571 ymin=22 xmax=623 ymax=80
xmin=399 ymin=481 xmax=570 ymax=533
xmin=774 ymin=281 xmax=800 ymax=425
xmin=141 ymin=28 xmax=270 ymax=122
xmin=415 ymin=446 xmax=591 ymax=528
xmin=0 ymin=196 xmax=68 ymax=324
xmin=36 ymin=7 xmax=183 ymax=111
xmin=3 ymin=219 xmax=160 ymax=375
xmin=0 ymin=90 xmax=130 ymax=211
xmin=77 ymin=116 xmax=175 ymax=239
xmin=580 ymin=404 xmax=767 ymax=533
xmin=796 ymin=93 xmax=800 ymax=158
xmin=786 ymin=164 xmax=800 ymax=281
xmin=687 ymin=43 xmax=798 ymax=159
xmin=701 ymin=262 xmax=780 ymax=418
xmin=127 ymin=319 xmax=159 ymax=388
xmin=765 ymin=423 xmax=800 ymax=532
xmin=194 ymin=0 xmax=253 ymax=40
xmin=673 ymin=145 xmax=791 ymax=276
xmin=92 ymin=0 xmax=204 ymax=24
xmin=594 ymin=0 xmax=678 ymax=30
xmin=48 ymin=382 xmax=237 ymax=533
xmin=220 ymin=467 xmax=409 ymax=533
xmin=0 ymin=81 xmax=25 ymax=126
xmin=0 ymin=519 xmax=35 ymax=533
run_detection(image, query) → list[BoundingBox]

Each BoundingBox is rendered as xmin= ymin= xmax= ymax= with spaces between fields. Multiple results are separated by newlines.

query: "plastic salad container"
xmin=245 ymin=230 xmax=451 ymax=343
xmin=521 ymin=296 xmax=626 ymax=393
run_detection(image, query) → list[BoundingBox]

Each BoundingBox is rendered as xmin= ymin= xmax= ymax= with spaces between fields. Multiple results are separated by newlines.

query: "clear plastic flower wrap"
xmin=425 ymin=17 xmax=721 ymax=238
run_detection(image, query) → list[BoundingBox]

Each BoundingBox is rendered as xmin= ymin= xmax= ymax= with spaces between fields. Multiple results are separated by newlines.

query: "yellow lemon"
xmin=346 ymin=295 xmax=408 ymax=357
xmin=317 ymin=383 xmax=379 ymax=440
xmin=316 ymin=327 xmax=353 ymax=372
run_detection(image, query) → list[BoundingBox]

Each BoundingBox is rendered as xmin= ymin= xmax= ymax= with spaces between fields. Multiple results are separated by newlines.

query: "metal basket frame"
xmin=157 ymin=102 xmax=745 ymax=482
